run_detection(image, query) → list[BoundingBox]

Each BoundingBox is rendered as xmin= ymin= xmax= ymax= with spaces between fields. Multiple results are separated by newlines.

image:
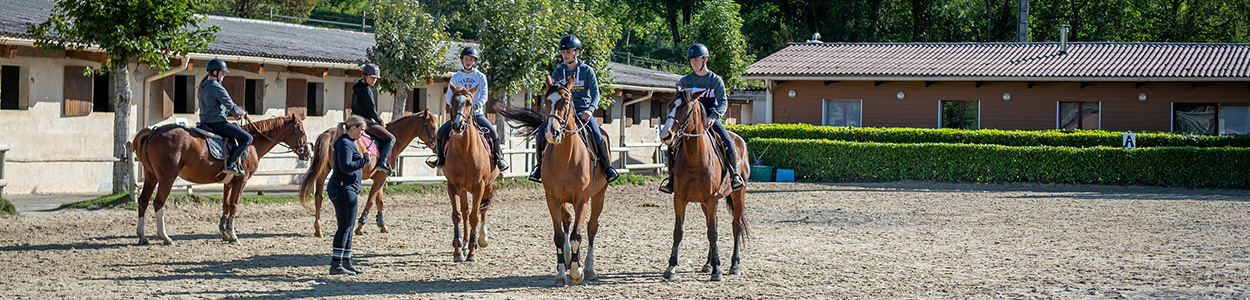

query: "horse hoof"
xmin=453 ymin=253 xmax=465 ymax=263
xmin=314 ymin=232 xmax=322 ymax=238
xmin=584 ymin=269 xmax=598 ymax=281
xmin=378 ymin=226 xmax=389 ymax=233
xmin=554 ymin=276 xmax=570 ymax=287
xmin=138 ymin=238 xmax=150 ymax=245
xmin=662 ymin=268 xmax=677 ymax=281
xmin=478 ymin=237 xmax=488 ymax=248
xmin=161 ymin=239 xmax=176 ymax=246
xmin=355 ymin=228 xmax=365 ymax=235
xmin=465 ymin=254 xmax=477 ymax=262
xmin=701 ymin=264 xmax=712 ymax=273
xmin=569 ymin=262 xmax=583 ymax=284
xmin=729 ymin=267 xmax=741 ymax=275
xmin=710 ymin=272 xmax=723 ymax=281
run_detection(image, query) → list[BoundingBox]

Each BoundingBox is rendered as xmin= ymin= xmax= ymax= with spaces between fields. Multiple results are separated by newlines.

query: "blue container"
xmin=775 ymin=169 xmax=795 ymax=182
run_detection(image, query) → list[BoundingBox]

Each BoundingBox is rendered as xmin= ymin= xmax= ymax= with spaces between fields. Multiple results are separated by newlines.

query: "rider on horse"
xmin=350 ymin=63 xmax=397 ymax=175
xmin=198 ymin=58 xmax=252 ymax=177
xmin=427 ymin=46 xmax=509 ymax=171
xmin=659 ymin=43 xmax=746 ymax=194
xmin=528 ymin=35 xmax=619 ymax=183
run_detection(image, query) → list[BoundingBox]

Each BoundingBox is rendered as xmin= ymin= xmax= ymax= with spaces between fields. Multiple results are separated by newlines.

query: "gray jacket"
xmin=677 ymin=71 xmax=728 ymax=119
xmin=198 ymin=77 xmax=245 ymax=123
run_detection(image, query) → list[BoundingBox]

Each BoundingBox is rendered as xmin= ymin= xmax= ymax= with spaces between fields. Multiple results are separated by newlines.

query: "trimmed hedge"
xmin=748 ymin=137 xmax=1250 ymax=189
xmin=729 ymin=123 xmax=1250 ymax=148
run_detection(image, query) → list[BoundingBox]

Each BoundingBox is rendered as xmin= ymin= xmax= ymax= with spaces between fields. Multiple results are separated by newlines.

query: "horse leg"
xmin=225 ymin=180 xmax=246 ymax=244
xmin=701 ymin=200 xmax=723 ymax=281
xmin=548 ymin=200 xmax=572 ymax=286
xmin=448 ymin=184 xmax=465 ymax=262
xmin=457 ymin=188 xmax=472 ymax=259
xmin=568 ymin=199 xmax=591 ymax=284
xmin=584 ymin=188 xmax=607 ymax=281
xmin=477 ymin=185 xmax=493 ymax=249
xmin=136 ymin=176 xmax=157 ymax=245
xmin=728 ymin=191 xmax=747 ymax=276
xmin=152 ymin=176 xmax=177 ymax=246
xmin=355 ymin=187 xmax=372 ymax=236
xmin=314 ymin=180 xmax=325 ymax=237
xmin=465 ymin=187 xmax=483 ymax=262
xmin=219 ymin=184 xmax=234 ymax=241
xmin=372 ymin=178 xmax=389 ymax=233
xmin=663 ymin=200 xmax=688 ymax=280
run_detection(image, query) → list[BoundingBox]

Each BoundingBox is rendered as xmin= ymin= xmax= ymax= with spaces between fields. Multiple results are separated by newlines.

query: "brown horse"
xmin=298 ymin=109 xmax=438 ymax=237
xmin=497 ymin=77 xmax=609 ymax=286
xmin=657 ymin=89 xmax=750 ymax=281
xmin=441 ymin=84 xmax=500 ymax=262
xmin=132 ymin=113 xmax=311 ymax=245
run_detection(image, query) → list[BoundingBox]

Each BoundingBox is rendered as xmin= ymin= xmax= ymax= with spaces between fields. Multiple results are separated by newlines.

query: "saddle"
xmin=183 ymin=123 xmax=249 ymax=161
xmin=358 ymin=134 xmax=380 ymax=157
xmin=441 ymin=125 xmax=495 ymax=159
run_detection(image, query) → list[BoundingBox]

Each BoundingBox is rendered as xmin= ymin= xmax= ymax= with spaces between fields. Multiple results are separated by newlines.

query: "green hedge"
xmin=728 ymin=123 xmax=1250 ymax=148
xmin=747 ymin=138 xmax=1250 ymax=188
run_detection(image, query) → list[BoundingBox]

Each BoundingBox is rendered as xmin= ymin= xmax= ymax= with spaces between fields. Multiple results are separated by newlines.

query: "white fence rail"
xmin=0 ymin=139 xmax=8 ymax=198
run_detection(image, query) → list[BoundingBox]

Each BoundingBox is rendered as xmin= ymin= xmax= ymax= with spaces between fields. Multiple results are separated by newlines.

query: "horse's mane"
xmin=386 ymin=111 xmax=432 ymax=129
xmin=245 ymin=115 xmax=291 ymax=134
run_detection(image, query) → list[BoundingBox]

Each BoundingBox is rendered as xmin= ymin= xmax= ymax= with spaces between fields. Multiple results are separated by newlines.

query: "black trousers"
xmin=328 ymin=187 xmax=358 ymax=259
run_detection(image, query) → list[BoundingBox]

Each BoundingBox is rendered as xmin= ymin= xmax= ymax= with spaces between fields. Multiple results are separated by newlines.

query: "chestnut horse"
xmin=440 ymin=84 xmax=500 ymax=262
xmin=298 ymin=109 xmax=438 ymax=237
xmin=658 ymin=89 xmax=750 ymax=281
xmin=132 ymin=113 xmax=311 ymax=245
xmin=497 ymin=77 xmax=608 ymax=286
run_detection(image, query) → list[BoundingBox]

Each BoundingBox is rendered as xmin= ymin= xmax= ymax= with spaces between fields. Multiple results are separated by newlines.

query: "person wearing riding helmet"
xmin=350 ymin=63 xmax=397 ymax=175
xmin=198 ymin=58 xmax=252 ymax=177
xmin=427 ymin=46 xmax=509 ymax=171
xmin=528 ymin=34 xmax=619 ymax=183
xmin=659 ymin=43 xmax=745 ymax=194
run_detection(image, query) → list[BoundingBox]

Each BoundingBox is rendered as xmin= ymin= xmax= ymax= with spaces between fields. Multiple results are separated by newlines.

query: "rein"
xmin=244 ymin=116 xmax=307 ymax=155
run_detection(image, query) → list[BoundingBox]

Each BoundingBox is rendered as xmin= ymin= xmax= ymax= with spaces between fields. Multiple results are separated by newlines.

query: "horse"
xmin=298 ymin=109 xmax=438 ymax=237
xmin=657 ymin=89 xmax=750 ymax=281
xmin=440 ymin=83 xmax=500 ymax=262
xmin=497 ymin=76 xmax=609 ymax=286
xmin=131 ymin=113 xmax=311 ymax=245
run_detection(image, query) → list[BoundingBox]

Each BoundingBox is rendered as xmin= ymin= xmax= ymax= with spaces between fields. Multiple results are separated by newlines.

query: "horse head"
xmin=448 ymin=83 xmax=479 ymax=136
xmin=542 ymin=75 xmax=577 ymax=145
xmin=284 ymin=113 xmax=312 ymax=161
xmin=659 ymin=88 xmax=709 ymax=146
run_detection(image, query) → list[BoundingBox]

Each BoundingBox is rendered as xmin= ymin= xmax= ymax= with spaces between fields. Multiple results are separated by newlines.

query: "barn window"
xmin=822 ymin=99 xmax=862 ymax=127
xmin=1218 ymin=105 xmax=1250 ymax=135
xmin=1173 ymin=103 xmax=1217 ymax=135
xmin=1 ymin=65 xmax=19 ymax=110
xmin=172 ymin=75 xmax=195 ymax=114
xmin=408 ymin=87 xmax=427 ymax=114
xmin=244 ymin=79 xmax=263 ymax=115
xmin=307 ymin=82 xmax=324 ymax=117
xmin=941 ymin=100 xmax=979 ymax=130
xmin=1058 ymin=102 xmax=1100 ymax=130
xmin=91 ymin=72 xmax=113 ymax=112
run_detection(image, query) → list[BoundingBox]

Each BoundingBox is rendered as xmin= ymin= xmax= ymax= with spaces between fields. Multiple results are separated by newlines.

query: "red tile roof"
xmin=744 ymin=42 xmax=1250 ymax=81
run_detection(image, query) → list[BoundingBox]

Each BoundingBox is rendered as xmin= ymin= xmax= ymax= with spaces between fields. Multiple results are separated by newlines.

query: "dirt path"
xmin=2 ymin=182 xmax=1248 ymax=299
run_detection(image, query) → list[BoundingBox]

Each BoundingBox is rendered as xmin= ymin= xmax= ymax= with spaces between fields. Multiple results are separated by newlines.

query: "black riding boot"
xmin=595 ymin=138 xmax=619 ymax=183
xmin=342 ymin=258 xmax=362 ymax=274
xmin=659 ymin=150 xmax=674 ymax=194
xmin=426 ymin=134 xmax=446 ymax=169
xmin=375 ymin=138 xmax=395 ymax=175
xmin=528 ymin=138 xmax=546 ymax=183
xmin=489 ymin=135 xmax=509 ymax=171
xmin=724 ymin=148 xmax=745 ymax=190
xmin=330 ymin=258 xmax=355 ymax=275
xmin=224 ymin=141 xmax=247 ymax=177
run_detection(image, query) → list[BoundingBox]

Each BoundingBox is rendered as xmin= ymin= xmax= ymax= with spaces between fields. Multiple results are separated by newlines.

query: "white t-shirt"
xmin=446 ymin=69 xmax=489 ymax=115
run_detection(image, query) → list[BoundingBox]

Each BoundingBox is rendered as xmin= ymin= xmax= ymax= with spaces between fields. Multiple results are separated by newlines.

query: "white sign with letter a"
xmin=1122 ymin=131 xmax=1137 ymax=149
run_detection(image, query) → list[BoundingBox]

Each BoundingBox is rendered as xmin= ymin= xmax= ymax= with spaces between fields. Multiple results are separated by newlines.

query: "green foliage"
xmin=206 ymin=0 xmax=319 ymax=22
xmin=748 ymin=137 xmax=1250 ymax=189
xmin=56 ymin=192 xmax=132 ymax=210
xmin=728 ymin=123 xmax=1250 ymax=148
xmin=683 ymin=0 xmax=752 ymax=90
xmin=1 ymin=197 xmax=16 ymax=216
xmin=609 ymin=173 xmax=663 ymax=186
xmin=27 ymin=0 xmax=219 ymax=73
xmin=367 ymin=0 xmax=455 ymax=94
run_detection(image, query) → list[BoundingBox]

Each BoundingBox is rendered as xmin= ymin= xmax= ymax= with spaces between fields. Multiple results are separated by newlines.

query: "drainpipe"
xmin=139 ymin=57 xmax=191 ymax=128
xmin=620 ymin=90 xmax=655 ymax=144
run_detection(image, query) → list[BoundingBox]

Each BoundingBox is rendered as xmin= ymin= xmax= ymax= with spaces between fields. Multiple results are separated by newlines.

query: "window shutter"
xmin=344 ymin=82 xmax=353 ymax=120
xmin=148 ymin=77 xmax=174 ymax=121
xmin=63 ymin=66 xmax=92 ymax=116
xmin=222 ymin=76 xmax=246 ymax=109
xmin=286 ymin=78 xmax=307 ymax=119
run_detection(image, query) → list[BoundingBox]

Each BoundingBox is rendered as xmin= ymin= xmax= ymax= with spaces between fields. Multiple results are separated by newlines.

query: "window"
xmin=244 ymin=79 xmax=263 ymax=114
xmin=1 ymin=65 xmax=19 ymax=110
xmin=941 ymin=100 xmax=979 ymax=130
xmin=1058 ymin=102 xmax=1100 ymax=130
xmin=91 ymin=72 xmax=113 ymax=112
xmin=408 ymin=87 xmax=426 ymax=114
xmin=823 ymin=99 xmax=862 ymax=127
xmin=625 ymin=102 xmax=639 ymax=126
xmin=172 ymin=75 xmax=195 ymax=114
xmin=306 ymin=82 xmax=324 ymax=117
xmin=1173 ymin=103 xmax=1217 ymax=134
xmin=1219 ymin=105 xmax=1250 ymax=135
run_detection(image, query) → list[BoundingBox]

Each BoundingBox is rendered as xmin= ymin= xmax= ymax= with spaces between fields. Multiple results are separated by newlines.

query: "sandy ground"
xmin=2 ymin=181 xmax=1249 ymax=299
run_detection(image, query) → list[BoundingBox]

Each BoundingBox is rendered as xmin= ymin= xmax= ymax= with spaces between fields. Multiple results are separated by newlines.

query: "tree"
xmin=208 ymin=0 xmax=319 ymax=22
xmin=684 ymin=0 xmax=752 ymax=90
xmin=27 ymin=0 xmax=218 ymax=194
xmin=366 ymin=0 xmax=454 ymax=120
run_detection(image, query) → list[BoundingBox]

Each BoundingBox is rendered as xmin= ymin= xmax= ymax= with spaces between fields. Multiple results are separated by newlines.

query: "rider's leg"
xmin=659 ymin=149 xmax=675 ymax=194
xmin=584 ymin=117 xmax=618 ymax=182
xmin=528 ymin=123 xmax=547 ymax=183
xmin=364 ymin=123 xmax=396 ymax=173
xmin=474 ymin=113 xmax=508 ymax=171
xmin=427 ymin=121 xmax=453 ymax=168
xmin=205 ymin=121 xmax=252 ymax=176
xmin=710 ymin=120 xmax=745 ymax=189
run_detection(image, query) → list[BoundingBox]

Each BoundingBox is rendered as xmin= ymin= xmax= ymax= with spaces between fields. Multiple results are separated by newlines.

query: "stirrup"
xmin=223 ymin=163 xmax=245 ymax=177
xmin=730 ymin=174 xmax=745 ymax=190
xmin=658 ymin=177 xmax=674 ymax=194
xmin=426 ymin=158 xmax=441 ymax=169
xmin=496 ymin=160 xmax=509 ymax=172
xmin=527 ymin=167 xmax=542 ymax=183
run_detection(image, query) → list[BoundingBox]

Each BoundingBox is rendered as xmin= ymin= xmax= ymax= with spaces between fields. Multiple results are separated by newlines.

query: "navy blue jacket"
xmin=328 ymin=134 xmax=369 ymax=193
xmin=550 ymin=60 xmax=600 ymax=113
xmin=350 ymin=80 xmax=384 ymax=124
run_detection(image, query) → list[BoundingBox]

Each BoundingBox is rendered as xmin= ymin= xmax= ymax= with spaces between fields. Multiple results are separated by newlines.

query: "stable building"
xmin=0 ymin=0 xmax=681 ymax=194
xmin=744 ymin=42 xmax=1250 ymax=134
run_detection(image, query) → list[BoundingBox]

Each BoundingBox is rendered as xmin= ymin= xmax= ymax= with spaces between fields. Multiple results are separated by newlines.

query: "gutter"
xmin=742 ymin=75 xmax=1250 ymax=82
xmin=615 ymin=84 xmax=676 ymax=93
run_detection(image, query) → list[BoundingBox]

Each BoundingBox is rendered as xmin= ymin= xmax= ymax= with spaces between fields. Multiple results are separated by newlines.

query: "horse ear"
xmin=545 ymin=75 xmax=554 ymax=87
xmin=449 ymin=82 xmax=459 ymax=92
xmin=468 ymin=85 xmax=479 ymax=96
xmin=564 ymin=77 xmax=575 ymax=90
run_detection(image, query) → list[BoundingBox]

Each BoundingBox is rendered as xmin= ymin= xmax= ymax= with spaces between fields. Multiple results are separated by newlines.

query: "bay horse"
xmin=131 ymin=113 xmax=311 ymax=245
xmin=298 ymin=109 xmax=438 ymax=237
xmin=497 ymin=76 xmax=608 ymax=286
xmin=657 ymin=89 xmax=750 ymax=281
xmin=440 ymin=83 xmax=499 ymax=262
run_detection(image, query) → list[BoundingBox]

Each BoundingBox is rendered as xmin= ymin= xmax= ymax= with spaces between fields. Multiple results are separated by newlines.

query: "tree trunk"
xmin=392 ymin=85 xmax=409 ymax=121
xmin=112 ymin=63 xmax=132 ymax=195
xmin=666 ymin=1 xmax=682 ymax=47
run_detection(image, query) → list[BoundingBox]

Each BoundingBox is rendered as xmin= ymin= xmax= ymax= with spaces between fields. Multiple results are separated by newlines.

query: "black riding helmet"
xmin=558 ymin=35 xmax=582 ymax=50
xmin=460 ymin=46 xmax=481 ymax=59
xmin=206 ymin=58 xmax=230 ymax=73
xmin=685 ymin=43 xmax=710 ymax=60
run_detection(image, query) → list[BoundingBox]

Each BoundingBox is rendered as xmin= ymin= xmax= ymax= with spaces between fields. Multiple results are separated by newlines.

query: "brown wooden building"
xmin=744 ymin=42 xmax=1250 ymax=134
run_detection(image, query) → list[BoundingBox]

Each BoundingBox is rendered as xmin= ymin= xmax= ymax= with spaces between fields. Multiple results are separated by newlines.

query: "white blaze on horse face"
xmin=659 ymin=100 xmax=681 ymax=140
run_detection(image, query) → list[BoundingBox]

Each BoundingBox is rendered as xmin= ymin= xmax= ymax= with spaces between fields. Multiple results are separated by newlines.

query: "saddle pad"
xmin=184 ymin=124 xmax=245 ymax=161
xmin=359 ymin=135 xmax=379 ymax=157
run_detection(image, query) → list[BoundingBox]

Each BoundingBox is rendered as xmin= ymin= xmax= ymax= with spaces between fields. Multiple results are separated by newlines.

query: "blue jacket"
xmin=198 ymin=77 xmax=246 ymax=123
xmin=550 ymin=60 xmax=600 ymax=113
xmin=328 ymin=134 xmax=369 ymax=193
xmin=677 ymin=71 xmax=728 ymax=120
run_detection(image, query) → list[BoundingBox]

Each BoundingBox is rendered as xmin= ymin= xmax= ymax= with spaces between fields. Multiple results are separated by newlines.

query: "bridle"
xmin=667 ymin=93 xmax=709 ymax=142
xmin=545 ymin=85 xmax=589 ymax=137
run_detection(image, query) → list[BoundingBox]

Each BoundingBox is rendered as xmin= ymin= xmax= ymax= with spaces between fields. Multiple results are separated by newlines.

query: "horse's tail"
xmin=132 ymin=127 xmax=153 ymax=165
xmin=298 ymin=129 xmax=337 ymax=213
xmin=494 ymin=103 xmax=545 ymax=138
